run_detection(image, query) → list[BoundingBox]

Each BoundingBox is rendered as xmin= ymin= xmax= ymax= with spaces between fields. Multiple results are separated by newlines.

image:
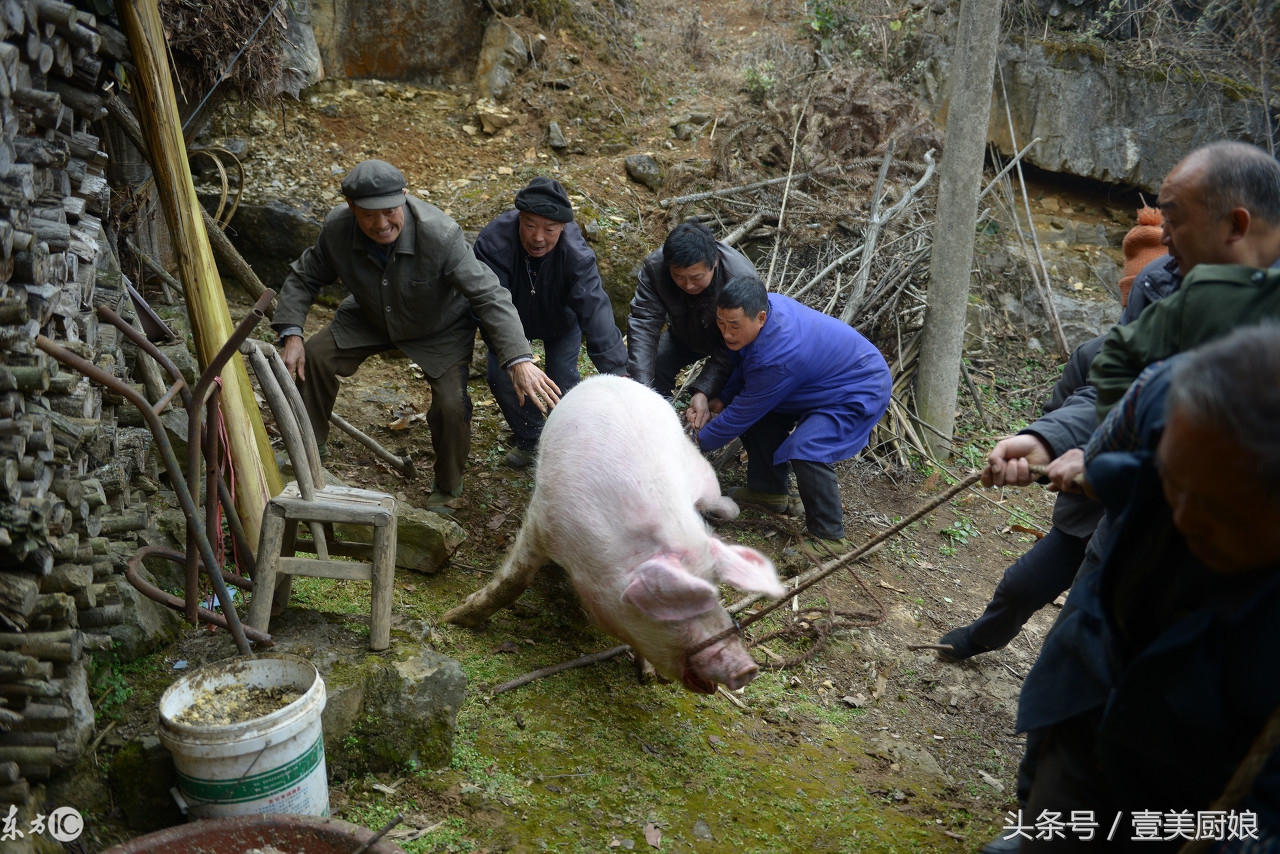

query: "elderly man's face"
xmin=1157 ymin=158 xmax=1235 ymax=276
xmin=1157 ymin=405 xmax=1280 ymax=573
xmin=348 ymin=198 xmax=405 ymax=245
xmin=518 ymin=211 xmax=565 ymax=259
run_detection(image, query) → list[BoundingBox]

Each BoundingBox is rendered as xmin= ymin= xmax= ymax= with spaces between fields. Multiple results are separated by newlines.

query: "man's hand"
xmin=281 ymin=335 xmax=306 ymax=382
xmin=509 ymin=361 xmax=561 ymax=414
xmin=983 ymin=434 xmax=1052 ymax=488
xmin=1046 ymin=448 xmax=1092 ymax=497
xmin=685 ymin=393 xmax=724 ymax=431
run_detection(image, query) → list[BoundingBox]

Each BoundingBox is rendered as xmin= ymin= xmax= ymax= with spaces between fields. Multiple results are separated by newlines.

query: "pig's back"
xmin=532 ymin=376 xmax=712 ymax=562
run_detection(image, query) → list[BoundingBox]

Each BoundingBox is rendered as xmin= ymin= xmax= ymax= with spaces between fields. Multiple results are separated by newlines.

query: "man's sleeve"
xmin=1023 ymin=387 xmax=1099 ymax=459
xmin=1089 ymin=289 xmax=1185 ymax=420
xmin=566 ymin=245 xmax=627 ymax=375
xmin=696 ymin=363 xmax=800 ymax=451
xmin=272 ymin=238 xmax=338 ymax=333
xmin=689 ymin=349 xmax=734 ymax=400
xmin=441 ymin=225 xmax=531 ymax=365
xmin=626 ymin=261 xmax=665 ymax=387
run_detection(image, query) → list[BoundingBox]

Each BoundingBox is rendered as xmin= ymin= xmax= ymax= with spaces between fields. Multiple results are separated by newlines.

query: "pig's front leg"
xmin=443 ymin=525 xmax=548 ymax=627
xmin=688 ymin=442 xmax=739 ymax=521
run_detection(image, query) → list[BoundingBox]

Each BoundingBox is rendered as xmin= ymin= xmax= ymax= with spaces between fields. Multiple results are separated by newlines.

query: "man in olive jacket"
xmin=1090 ymin=141 xmax=1280 ymax=419
xmin=272 ymin=159 xmax=560 ymax=512
xmin=626 ymin=221 xmax=758 ymax=399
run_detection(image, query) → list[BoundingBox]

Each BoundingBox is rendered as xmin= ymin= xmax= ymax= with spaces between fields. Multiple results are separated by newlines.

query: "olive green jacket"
xmin=273 ymin=195 xmax=531 ymax=378
xmin=1090 ymin=263 xmax=1280 ymax=419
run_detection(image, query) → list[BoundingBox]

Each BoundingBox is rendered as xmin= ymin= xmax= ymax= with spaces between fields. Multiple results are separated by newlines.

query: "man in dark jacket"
xmin=626 ymin=221 xmax=758 ymax=399
xmin=272 ymin=160 xmax=560 ymax=513
xmin=1007 ymin=325 xmax=1280 ymax=851
xmin=473 ymin=177 xmax=627 ymax=468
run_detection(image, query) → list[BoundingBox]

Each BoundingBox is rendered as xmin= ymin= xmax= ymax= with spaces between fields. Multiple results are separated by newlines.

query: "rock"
xmin=548 ymin=120 xmax=568 ymax=150
xmin=624 ymin=154 xmax=663 ymax=192
xmin=263 ymin=612 xmax=467 ymax=773
xmin=601 ymin=142 xmax=629 ymax=155
xmin=1015 ymin=287 xmax=1120 ymax=351
xmin=338 ymin=503 xmax=464 ymax=574
xmin=107 ymin=564 xmax=187 ymax=661
xmin=692 ymin=819 xmax=714 ymax=840
xmin=222 ymin=200 xmax=325 ymax=294
xmin=278 ymin=0 xmax=324 ymax=96
xmin=108 ymin=736 xmax=182 ymax=832
xmin=672 ymin=122 xmax=696 ymax=141
xmin=917 ymin=35 xmax=1273 ymax=191
xmin=307 ymin=0 xmax=482 ymax=85
xmin=862 ymin=733 xmax=950 ymax=783
xmin=475 ymin=18 xmax=528 ymax=103
xmin=475 ymin=98 xmax=518 ymax=134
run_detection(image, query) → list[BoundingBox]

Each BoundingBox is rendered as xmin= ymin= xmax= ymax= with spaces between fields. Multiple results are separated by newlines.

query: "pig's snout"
xmin=722 ymin=661 xmax=759 ymax=691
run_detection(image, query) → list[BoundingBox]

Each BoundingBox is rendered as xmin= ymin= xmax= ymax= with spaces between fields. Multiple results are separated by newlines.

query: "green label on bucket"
xmin=178 ymin=734 xmax=324 ymax=804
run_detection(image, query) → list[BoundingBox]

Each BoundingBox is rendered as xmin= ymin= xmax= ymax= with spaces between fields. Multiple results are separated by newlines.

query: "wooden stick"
xmin=491 ymin=644 xmax=631 ymax=696
xmin=119 ymin=0 xmax=281 ymax=545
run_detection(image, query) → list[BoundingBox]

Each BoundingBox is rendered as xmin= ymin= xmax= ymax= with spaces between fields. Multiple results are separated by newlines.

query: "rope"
xmin=689 ymin=469 xmax=985 ymax=658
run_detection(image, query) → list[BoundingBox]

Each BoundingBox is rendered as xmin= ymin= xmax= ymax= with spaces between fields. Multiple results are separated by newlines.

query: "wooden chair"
xmin=240 ymin=340 xmax=397 ymax=651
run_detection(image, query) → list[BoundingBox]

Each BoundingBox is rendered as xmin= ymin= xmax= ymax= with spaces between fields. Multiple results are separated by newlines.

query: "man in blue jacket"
xmin=687 ymin=276 xmax=891 ymax=556
xmin=473 ymin=177 xmax=627 ymax=468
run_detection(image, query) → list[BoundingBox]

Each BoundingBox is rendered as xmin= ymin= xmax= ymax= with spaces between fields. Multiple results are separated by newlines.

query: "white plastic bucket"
xmin=157 ymin=653 xmax=329 ymax=819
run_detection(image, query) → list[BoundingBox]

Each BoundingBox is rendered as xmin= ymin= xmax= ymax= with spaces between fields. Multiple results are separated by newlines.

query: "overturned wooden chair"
xmin=240 ymin=340 xmax=397 ymax=651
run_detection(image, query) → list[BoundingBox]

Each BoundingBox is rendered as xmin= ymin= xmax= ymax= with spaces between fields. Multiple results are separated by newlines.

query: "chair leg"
xmin=250 ymin=507 xmax=287 ymax=635
xmin=369 ymin=519 xmax=396 ymax=651
xmin=273 ymin=518 xmax=300 ymax=616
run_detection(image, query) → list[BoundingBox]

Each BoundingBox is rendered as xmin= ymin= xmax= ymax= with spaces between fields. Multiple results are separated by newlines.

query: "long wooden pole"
xmin=119 ymin=0 xmax=282 ymax=545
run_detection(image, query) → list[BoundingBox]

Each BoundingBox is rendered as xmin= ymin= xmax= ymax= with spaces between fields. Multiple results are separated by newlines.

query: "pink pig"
xmin=443 ymin=375 xmax=785 ymax=693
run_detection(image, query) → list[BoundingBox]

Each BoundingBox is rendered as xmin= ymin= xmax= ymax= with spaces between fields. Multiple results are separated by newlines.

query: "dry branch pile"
xmin=660 ymin=69 xmax=948 ymax=467
xmin=0 ymin=0 xmax=163 ymax=817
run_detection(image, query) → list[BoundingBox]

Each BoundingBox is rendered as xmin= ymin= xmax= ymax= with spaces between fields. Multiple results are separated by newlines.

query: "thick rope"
xmin=689 ymin=470 xmax=985 ymax=658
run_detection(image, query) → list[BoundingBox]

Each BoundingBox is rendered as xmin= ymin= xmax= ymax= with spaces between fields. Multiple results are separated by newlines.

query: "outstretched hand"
xmin=509 ymin=361 xmax=562 ymax=414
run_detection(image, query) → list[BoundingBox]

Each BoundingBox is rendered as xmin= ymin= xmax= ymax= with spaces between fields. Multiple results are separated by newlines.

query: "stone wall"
xmin=306 ymin=0 xmax=486 ymax=84
xmin=917 ymin=10 xmax=1275 ymax=191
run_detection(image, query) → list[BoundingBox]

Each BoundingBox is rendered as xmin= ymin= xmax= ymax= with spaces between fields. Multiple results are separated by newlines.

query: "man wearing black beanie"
xmin=473 ymin=176 xmax=627 ymax=468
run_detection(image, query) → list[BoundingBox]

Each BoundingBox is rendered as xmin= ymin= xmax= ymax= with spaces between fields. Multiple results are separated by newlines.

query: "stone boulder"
xmin=279 ymin=0 xmax=326 ymax=96
xmin=916 ymin=16 xmax=1273 ymax=191
xmin=108 ymin=562 xmax=188 ymax=662
xmin=223 ymin=200 xmax=325 ymax=295
xmin=257 ymin=611 xmax=467 ymax=773
xmin=475 ymin=18 xmax=529 ymax=102
xmin=625 ymin=154 xmax=663 ymax=192
xmin=383 ymin=504 xmax=465 ymax=574
xmin=308 ymin=0 xmax=484 ymax=83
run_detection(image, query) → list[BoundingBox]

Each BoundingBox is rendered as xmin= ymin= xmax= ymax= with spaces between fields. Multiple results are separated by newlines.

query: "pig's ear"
xmin=710 ymin=538 xmax=786 ymax=599
xmin=622 ymin=558 xmax=721 ymax=621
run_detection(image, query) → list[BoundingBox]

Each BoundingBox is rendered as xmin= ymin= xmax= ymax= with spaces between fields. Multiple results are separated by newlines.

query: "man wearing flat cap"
xmin=273 ymin=159 xmax=560 ymax=513
xmin=472 ymin=176 xmax=627 ymax=468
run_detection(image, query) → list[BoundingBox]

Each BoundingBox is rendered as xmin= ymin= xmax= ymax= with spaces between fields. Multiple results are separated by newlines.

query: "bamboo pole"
xmin=118 ymin=0 xmax=282 ymax=544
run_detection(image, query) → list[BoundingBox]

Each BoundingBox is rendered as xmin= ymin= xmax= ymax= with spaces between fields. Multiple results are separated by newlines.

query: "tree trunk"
xmin=915 ymin=0 xmax=1003 ymax=458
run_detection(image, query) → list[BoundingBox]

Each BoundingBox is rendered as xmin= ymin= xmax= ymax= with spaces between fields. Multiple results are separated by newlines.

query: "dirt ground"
xmin=81 ymin=0 xmax=1133 ymax=850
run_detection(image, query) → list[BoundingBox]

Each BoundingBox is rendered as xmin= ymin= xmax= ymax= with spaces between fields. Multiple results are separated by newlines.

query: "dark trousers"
xmin=652 ymin=330 xmax=703 ymax=398
xmin=741 ymin=409 xmax=845 ymax=539
xmin=969 ymin=526 xmax=1089 ymax=651
xmin=486 ymin=325 xmax=582 ymax=451
xmin=298 ymin=325 xmax=472 ymax=494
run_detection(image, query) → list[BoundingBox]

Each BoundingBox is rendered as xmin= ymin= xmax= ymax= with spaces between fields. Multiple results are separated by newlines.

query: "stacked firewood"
xmin=0 ymin=0 xmax=157 ymax=811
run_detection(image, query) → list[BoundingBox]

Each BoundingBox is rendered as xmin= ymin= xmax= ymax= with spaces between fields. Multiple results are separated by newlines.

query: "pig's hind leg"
xmin=443 ymin=524 xmax=549 ymax=627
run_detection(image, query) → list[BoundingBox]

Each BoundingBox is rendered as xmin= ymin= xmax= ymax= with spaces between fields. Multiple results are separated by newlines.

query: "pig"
xmin=443 ymin=375 xmax=785 ymax=693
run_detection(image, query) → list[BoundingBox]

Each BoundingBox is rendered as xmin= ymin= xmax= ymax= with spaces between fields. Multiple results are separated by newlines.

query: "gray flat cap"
xmin=341 ymin=160 xmax=407 ymax=209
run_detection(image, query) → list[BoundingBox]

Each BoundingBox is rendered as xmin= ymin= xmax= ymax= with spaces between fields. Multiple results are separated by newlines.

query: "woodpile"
xmin=0 ymin=0 xmax=158 ymax=811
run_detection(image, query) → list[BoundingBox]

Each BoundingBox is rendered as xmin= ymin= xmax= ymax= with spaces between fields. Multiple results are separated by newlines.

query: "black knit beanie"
xmin=514 ymin=176 xmax=574 ymax=222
